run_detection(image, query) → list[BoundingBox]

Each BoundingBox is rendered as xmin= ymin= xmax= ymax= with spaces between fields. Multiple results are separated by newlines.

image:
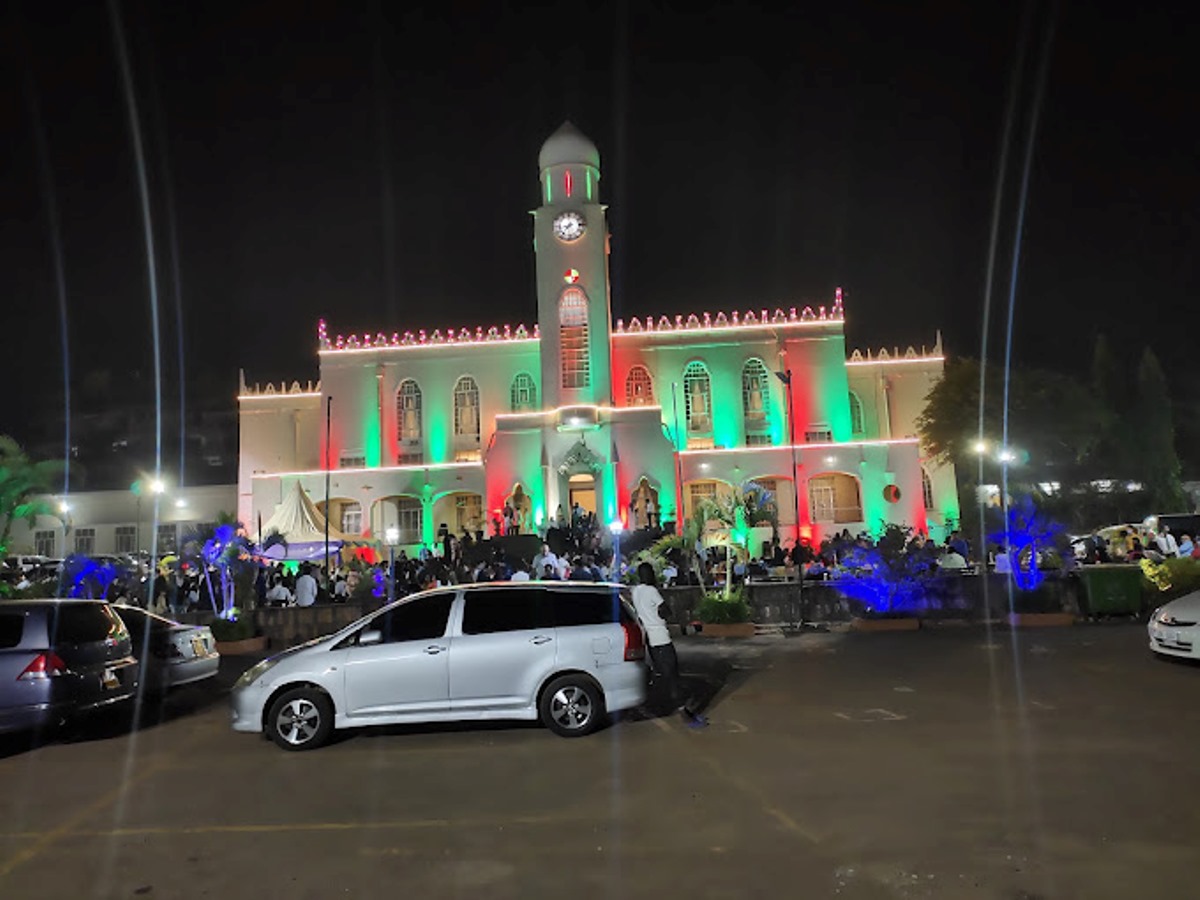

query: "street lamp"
xmin=385 ymin=525 xmax=400 ymax=604
xmin=608 ymin=520 xmax=624 ymax=582
xmin=972 ymin=439 xmax=989 ymax=455
xmin=774 ymin=369 xmax=801 ymax=546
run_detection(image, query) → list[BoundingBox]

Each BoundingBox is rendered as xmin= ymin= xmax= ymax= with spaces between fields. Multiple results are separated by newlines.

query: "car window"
xmin=371 ymin=594 xmax=454 ymax=644
xmin=54 ymin=604 xmax=125 ymax=644
xmin=0 ymin=613 xmax=24 ymax=649
xmin=548 ymin=588 xmax=621 ymax=627
xmin=461 ymin=588 xmax=553 ymax=635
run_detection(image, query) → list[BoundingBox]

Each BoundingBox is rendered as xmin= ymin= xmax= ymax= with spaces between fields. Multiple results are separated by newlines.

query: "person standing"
xmin=630 ymin=562 xmax=707 ymax=727
xmin=294 ymin=564 xmax=318 ymax=607
xmin=1155 ymin=526 xmax=1179 ymax=558
xmin=646 ymin=496 xmax=658 ymax=530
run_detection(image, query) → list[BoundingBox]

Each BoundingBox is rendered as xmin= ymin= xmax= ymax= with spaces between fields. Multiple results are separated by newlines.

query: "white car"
xmin=1148 ymin=592 xmax=1200 ymax=659
xmin=230 ymin=582 xmax=649 ymax=751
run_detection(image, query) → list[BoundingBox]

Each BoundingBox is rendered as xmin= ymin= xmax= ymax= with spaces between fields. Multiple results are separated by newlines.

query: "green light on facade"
xmin=586 ymin=170 xmax=592 ymax=201
xmin=545 ymin=171 xmax=552 ymax=203
xmin=364 ymin=404 xmax=381 ymax=468
xmin=427 ymin=408 xmax=450 ymax=465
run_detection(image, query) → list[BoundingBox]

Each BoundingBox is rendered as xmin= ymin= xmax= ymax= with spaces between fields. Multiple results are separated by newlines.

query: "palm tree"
xmin=180 ymin=511 xmax=254 ymax=616
xmin=697 ymin=481 xmax=778 ymax=597
xmin=0 ymin=435 xmax=64 ymax=559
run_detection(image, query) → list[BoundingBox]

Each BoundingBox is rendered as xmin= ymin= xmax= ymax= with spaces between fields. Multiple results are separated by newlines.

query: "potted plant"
xmin=209 ymin=613 xmax=267 ymax=654
xmin=695 ymin=587 xmax=755 ymax=638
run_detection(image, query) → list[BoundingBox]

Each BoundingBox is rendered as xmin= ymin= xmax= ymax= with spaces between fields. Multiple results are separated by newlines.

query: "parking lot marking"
xmin=0 ymin=812 xmax=592 ymax=843
xmin=0 ymin=755 xmax=172 ymax=880
xmin=834 ymin=708 xmax=907 ymax=722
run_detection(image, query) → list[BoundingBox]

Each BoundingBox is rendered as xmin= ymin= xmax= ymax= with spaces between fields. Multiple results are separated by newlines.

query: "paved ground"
xmin=0 ymin=623 xmax=1197 ymax=899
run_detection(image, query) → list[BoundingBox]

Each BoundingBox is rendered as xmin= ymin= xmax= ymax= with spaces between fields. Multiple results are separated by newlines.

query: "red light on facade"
xmin=564 ymin=169 xmax=573 ymax=198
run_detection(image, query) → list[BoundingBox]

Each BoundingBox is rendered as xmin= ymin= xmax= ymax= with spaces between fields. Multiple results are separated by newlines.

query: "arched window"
xmin=922 ymin=468 xmax=934 ymax=510
xmin=849 ymin=390 xmax=865 ymax=436
xmin=510 ymin=372 xmax=538 ymax=411
xmin=559 ymin=287 xmax=591 ymax=389
xmin=625 ymin=366 xmax=654 ymax=406
xmin=683 ymin=362 xmax=712 ymax=435
xmin=742 ymin=358 xmax=770 ymax=443
xmin=453 ymin=376 xmax=480 ymax=442
xmin=340 ymin=501 xmax=362 ymax=535
xmin=396 ymin=380 xmax=422 ymax=443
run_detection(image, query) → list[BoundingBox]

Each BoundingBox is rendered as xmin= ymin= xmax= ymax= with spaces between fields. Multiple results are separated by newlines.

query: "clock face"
xmin=553 ymin=211 xmax=586 ymax=242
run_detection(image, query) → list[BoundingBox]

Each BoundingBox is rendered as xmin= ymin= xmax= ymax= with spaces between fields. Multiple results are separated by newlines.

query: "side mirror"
xmin=359 ymin=629 xmax=383 ymax=647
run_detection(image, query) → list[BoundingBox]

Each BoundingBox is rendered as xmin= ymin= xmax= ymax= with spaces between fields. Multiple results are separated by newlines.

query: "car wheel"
xmin=539 ymin=675 xmax=605 ymax=738
xmin=267 ymin=688 xmax=334 ymax=751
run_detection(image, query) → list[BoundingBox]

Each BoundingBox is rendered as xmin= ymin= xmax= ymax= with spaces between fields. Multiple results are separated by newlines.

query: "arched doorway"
xmin=504 ymin=484 xmax=533 ymax=534
xmin=807 ymin=473 xmax=863 ymax=524
xmin=568 ymin=474 xmax=596 ymax=517
xmin=630 ymin=478 xmax=660 ymax=529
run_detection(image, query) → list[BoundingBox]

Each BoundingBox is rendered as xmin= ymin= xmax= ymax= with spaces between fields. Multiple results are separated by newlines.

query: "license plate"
xmin=191 ymin=637 xmax=205 ymax=656
xmin=103 ymin=668 xmax=119 ymax=689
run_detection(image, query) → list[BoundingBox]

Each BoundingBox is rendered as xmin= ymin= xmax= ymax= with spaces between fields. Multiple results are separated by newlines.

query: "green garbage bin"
xmin=1076 ymin=564 xmax=1144 ymax=616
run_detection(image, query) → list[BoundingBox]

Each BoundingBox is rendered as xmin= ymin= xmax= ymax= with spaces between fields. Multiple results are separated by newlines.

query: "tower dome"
xmin=538 ymin=121 xmax=600 ymax=171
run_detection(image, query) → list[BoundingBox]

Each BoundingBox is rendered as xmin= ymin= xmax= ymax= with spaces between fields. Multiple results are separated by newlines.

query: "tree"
xmin=180 ymin=511 xmax=254 ymax=616
xmin=917 ymin=357 xmax=1110 ymax=477
xmin=1135 ymin=348 xmax=1188 ymax=512
xmin=0 ymin=436 xmax=64 ymax=559
xmin=696 ymin=482 xmax=777 ymax=597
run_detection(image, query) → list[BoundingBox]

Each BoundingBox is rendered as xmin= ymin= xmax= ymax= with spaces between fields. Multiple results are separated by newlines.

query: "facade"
xmin=239 ymin=123 xmax=958 ymax=554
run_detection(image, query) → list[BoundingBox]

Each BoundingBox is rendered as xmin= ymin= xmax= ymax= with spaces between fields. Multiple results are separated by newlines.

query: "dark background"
xmin=1 ymin=1 xmax=1196 ymax=470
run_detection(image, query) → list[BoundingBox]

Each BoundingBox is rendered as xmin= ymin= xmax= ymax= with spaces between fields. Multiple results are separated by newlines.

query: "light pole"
xmin=385 ymin=525 xmax=400 ymax=604
xmin=608 ymin=520 xmax=624 ymax=582
xmin=774 ymin=369 xmax=801 ymax=545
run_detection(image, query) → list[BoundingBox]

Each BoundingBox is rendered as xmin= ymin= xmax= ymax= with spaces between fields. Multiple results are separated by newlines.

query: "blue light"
xmin=989 ymin=495 xmax=1062 ymax=591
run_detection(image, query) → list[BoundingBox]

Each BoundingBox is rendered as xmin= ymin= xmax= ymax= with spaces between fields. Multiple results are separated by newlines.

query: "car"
xmin=112 ymin=605 xmax=220 ymax=692
xmin=1148 ymin=592 xmax=1200 ymax=659
xmin=231 ymin=581 xmax=648 ymax=751
xmin=0 ymin=599 xmax=140 ymax=735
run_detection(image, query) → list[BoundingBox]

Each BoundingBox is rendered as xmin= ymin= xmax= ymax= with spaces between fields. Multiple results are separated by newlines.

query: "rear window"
xmin=0 ymin=613 xmax=24 ymax=649
xmin=462 ymin=588 xmax=553 ymax=634
xmin=548 ymin=589 xmax=622 ymax=627
xmin=54 ymin=604 xmax=124 ymax=644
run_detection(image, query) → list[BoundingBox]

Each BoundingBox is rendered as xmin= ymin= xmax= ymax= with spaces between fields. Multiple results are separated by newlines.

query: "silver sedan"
xmin=114 ymin=605 xmax=221 ymax=691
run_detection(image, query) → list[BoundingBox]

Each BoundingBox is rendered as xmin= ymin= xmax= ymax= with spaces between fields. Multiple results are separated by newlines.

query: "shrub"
xmin=697 ymin=588 xmax=751 ymax=624
xmin=209 ymin=615 xmax=258 ymax=643
xmin=1142 ymin=556 xmax=1200 ymax=602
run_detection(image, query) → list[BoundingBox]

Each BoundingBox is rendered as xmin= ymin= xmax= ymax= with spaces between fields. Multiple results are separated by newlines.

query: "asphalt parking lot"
xmin=0 ymin=623 xmax=1197 ymax=899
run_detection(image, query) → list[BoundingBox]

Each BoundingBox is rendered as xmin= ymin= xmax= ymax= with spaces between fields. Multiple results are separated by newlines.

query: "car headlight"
xmin=234 ymin=657 xmax=280 ymax=690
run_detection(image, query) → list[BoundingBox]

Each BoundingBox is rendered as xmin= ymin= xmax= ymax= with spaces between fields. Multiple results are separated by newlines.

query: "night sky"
xmin=2 ymin=0 xmax=1197 ymax=443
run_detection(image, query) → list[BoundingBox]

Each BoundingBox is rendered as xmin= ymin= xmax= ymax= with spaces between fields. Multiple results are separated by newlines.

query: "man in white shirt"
xmin=510 ymin=562 xmax=531 ymax=582
xmin=1155 ymin=527 xmax=1179 ymax=558
xmin=629 ymin=562 xmax=706 ymax=727
xmin=294 ymin=565 xmax=318 ymax=607
xmin=265 ymin=577 xmax=293 ymax=606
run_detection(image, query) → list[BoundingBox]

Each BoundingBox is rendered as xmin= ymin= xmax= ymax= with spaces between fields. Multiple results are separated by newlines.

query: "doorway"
xmin=568 ymin=473 xmax=596 ymax=516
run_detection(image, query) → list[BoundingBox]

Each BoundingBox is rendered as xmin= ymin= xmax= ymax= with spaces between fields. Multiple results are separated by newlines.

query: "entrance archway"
xmin=504 ymin=484 xmax=533 ymax=534
xmin=630 ymin=477 xmax=660 ymax=529
xmin=568 ymin=473 xmax=596 ymax=516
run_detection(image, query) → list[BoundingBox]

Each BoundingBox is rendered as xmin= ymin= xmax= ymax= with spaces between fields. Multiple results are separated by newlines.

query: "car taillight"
xmin=621 ymin=620 xmax=645 ymax=661
xmin=18 ymin=652 xmax=70 ymax=680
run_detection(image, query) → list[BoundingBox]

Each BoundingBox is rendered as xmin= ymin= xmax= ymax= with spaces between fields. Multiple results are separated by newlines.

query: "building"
xmin=238 ymin=123 xmax=958 ymax=554
xmin=8 ymin=483 xmax=237 ymax=559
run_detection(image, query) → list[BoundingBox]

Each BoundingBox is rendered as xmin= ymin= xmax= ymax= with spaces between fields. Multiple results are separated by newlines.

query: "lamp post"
xmin=608 ymin=520 xmax=624 ymax=583
xmin=385 ymin=525 xmax=400 ymax=604
xmin=774 ymin=369 xmax=801 ymax=544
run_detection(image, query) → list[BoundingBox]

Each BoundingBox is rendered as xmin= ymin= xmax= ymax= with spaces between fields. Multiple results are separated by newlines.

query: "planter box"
xmin=1006 ymin=612 xmax=1075 ymax=628
xmin=215 ymin=635 xmax=269 ymax=655
xmin=695 ymin=622 xmax=756 ymax=638
xmin=850 ymin=617 xmax=921 ymax=632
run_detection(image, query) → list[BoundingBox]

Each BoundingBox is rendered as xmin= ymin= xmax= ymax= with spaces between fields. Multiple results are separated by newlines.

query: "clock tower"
xmin=533 ymin=121 xmax=612 ymax=408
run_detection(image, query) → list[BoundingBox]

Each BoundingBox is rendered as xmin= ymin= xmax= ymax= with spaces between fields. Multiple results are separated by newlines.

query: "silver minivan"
xmin=230 ymin=582 xmax=648 ymax=750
